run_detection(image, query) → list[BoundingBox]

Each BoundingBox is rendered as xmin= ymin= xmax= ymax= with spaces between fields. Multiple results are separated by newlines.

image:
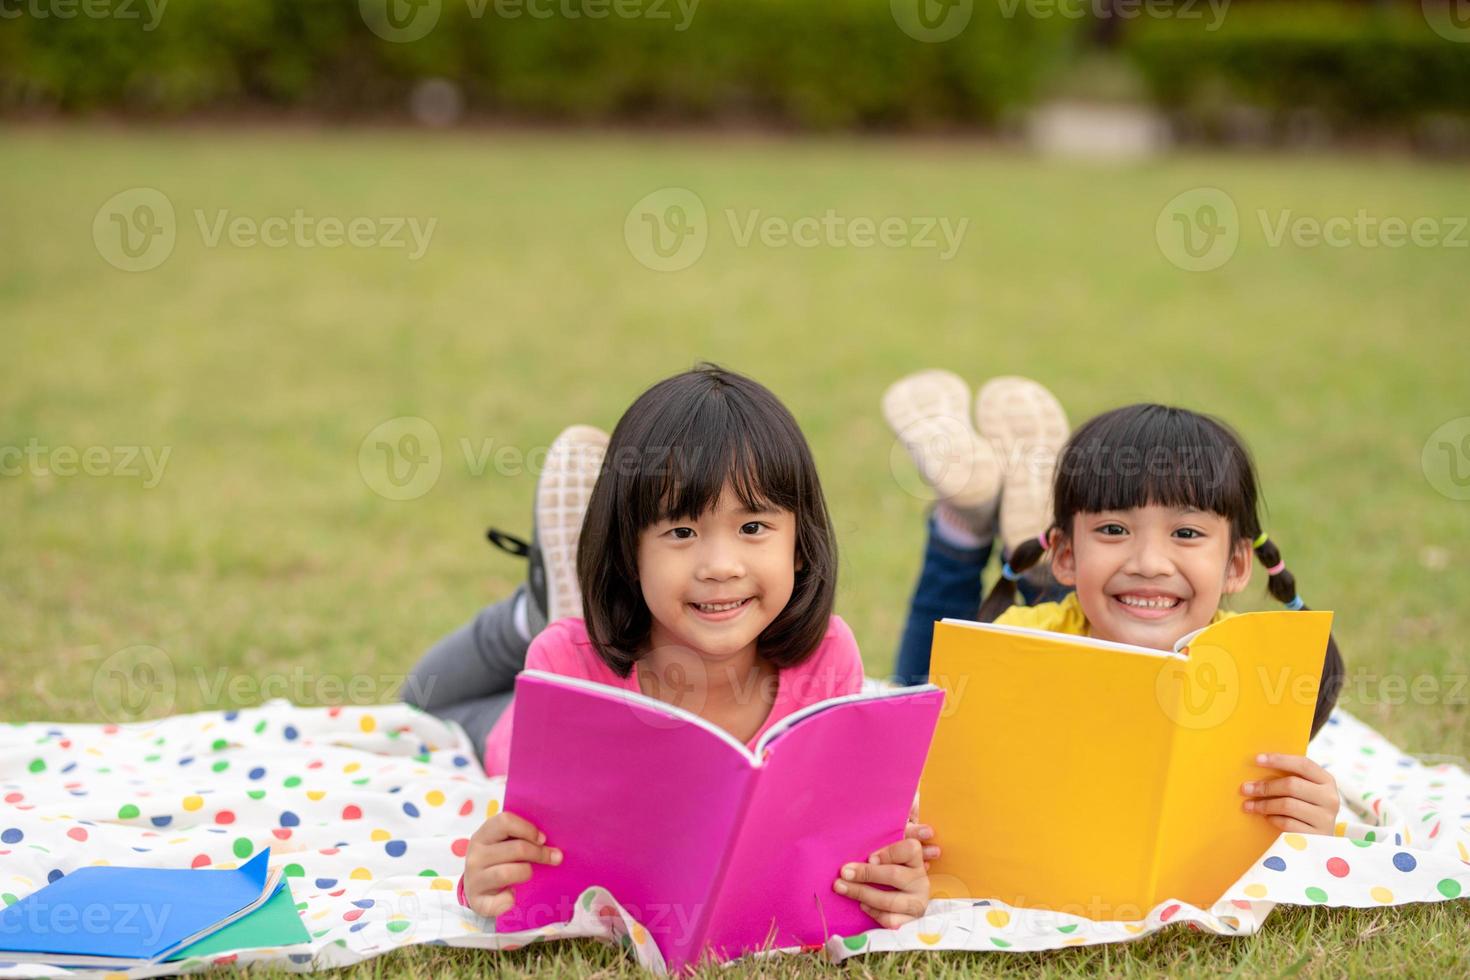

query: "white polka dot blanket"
xmin=0 ymin=699 xmax=1465 ymax=976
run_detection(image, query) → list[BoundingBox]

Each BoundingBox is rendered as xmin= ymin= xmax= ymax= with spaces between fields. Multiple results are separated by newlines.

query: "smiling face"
xmin=1049 ymin=503 xmax=1253 ymax=650
xmin=635 ymin=482 xmax=798 ymax=665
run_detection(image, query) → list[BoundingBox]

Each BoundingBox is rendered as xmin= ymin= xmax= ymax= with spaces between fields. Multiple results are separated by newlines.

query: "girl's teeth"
xmin=1118 ymin=595 xmax=1179 ymax=610
xmin=694 ymin=599 xmax=747 ymax=612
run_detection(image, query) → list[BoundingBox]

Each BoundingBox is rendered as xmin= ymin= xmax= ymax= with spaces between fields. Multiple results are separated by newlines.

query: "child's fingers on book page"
xmin=849 ymin=883 xmax=927 ymax=917
xmin=903 ymin=824 xmax=941 ymax=859
xmin=870 ymin=837 xmax=925 ymax=868
xmin=1287 ymin=778 xmax=1336 ymax=807
xmin=469 ymin=888 xmax=516 ymax=919
xmin=903 ymin=826 xmax=939 ymax=860
xmin=485 ymin=838 xmax=562 ymax=867
xmin=1265 ymin=815 xmax=1318 ymax=834
xmin=859 ymin=903 xmax=918 ymax=930
xmin=1255 ymin=752 xmax=1331 ymax=782
xmin=1243 ymin=782 xmax=1338 ymax=823
xmin=1243 ymin=775 xmax=1315 ymax=799
xmin=904 ymin=821 xmax=935 ymax=842
xmin=887 ymin=834 xmax=934 ymax=863
xmin=1242 ymin=796 xmax=1315 ymax=820
xmin=476 ymin=810 xmax=546 ymax=845
xmin=838 ymin=861 xmax=920 ymax=890
xmin=483 ymin=862 xmax=536 ymax=890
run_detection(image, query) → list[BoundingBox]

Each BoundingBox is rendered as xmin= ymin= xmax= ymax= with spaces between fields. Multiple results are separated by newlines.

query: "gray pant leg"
xmin=429 ymin=693 xmax=516 ymax=759
xmin=402 ymin=584 xmax=542 ymax=755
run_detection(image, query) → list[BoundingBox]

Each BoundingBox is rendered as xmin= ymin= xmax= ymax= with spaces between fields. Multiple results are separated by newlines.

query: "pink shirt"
xmin=459 ymin=614 xmax=865 ymax=909
xmin=480 ymin=614 xmax=865 ymax=777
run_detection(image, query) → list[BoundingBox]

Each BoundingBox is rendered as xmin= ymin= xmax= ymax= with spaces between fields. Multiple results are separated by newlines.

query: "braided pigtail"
xmin=1252 ymin=530 xmax=1305 ymax=610
xmin=1251 ymin=530 xmax=1344 ymax=737
xmin=977 ymin=532 xmax=1051 ymax=623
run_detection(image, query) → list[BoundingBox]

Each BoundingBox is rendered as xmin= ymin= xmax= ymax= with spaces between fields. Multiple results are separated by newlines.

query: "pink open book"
xmin=493 ymin=670 xmax=944 ymax=972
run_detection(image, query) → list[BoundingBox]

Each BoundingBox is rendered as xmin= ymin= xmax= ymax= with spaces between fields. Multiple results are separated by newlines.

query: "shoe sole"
xmin=535 ymin=424 xmax=610 ymax=625
xmin=881 ymin=369 xmax=1002 ymax=512
xmin=974 ymin=376 xmax=1070 ymax=550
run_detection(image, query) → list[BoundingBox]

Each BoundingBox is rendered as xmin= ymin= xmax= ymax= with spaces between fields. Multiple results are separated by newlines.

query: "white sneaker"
xmin=534 ymin=424 xmax=609 ymax=625
xmin=973 ymin=376 xmax=1069 ymax=552
xmin=488 ymin=424 xmax=610 ymax=626
xmin=882 ymin=369 xmax=1003 ymax=533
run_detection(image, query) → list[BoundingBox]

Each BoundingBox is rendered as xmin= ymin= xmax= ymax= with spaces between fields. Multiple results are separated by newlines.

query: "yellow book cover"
xmin=920 ymin=610 xmax=1333 ymax=919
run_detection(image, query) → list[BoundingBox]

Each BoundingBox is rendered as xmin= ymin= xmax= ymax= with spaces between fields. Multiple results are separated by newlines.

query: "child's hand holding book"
xmin=833 ymin=837 xmax=931 ymax=929
xmin=462 ymin=811 xmax=563 ymax=918
xmin=907 ymin=795 xmax=941 ymax=864
xmin=1240 ymin=753 xmax=1341 ymax=835
xmin=464 ymin=808 xmax=937 ymax=931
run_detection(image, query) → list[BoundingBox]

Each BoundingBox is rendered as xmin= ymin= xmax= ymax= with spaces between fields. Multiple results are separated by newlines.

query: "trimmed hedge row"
xmin=5 ymin=1 xmax=1467 ymax=133
xmin=1124 ymin=3 xmax=1470 ymax=125
xmin=0 ymin=0 xmax=1074 ymax=127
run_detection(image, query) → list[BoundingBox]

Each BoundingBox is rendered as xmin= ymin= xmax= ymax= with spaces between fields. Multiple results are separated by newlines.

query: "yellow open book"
xmin=920 ymin=610 xmax=1333 ymax=919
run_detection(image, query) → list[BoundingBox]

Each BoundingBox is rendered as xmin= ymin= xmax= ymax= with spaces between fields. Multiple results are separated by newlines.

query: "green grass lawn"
xmin=2 ymin=128 xmax=1468 ymax=976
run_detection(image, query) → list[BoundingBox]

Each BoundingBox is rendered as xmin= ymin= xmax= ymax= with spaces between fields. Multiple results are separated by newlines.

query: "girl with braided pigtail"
xmin=965 ymin=403 xmax=1346 ymax=835
xmin=974 ymin=404 xmax=1344 ymax=729
xmin=886 ymin=377 xmax=1346 ymax=837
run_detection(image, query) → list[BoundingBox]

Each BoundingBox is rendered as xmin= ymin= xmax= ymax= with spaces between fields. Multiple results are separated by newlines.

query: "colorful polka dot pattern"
xmin=0 ymin=700 xmax=664 ymax=978
xmin=1 ymin=702 xmax=1465 ymax=976
xmin=827 ymin=709 xmax=1469 ymax=965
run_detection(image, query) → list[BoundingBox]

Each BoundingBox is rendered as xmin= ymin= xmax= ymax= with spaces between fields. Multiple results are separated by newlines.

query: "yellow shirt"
xmin=993 ymin=592 xmax=1234 ymax=637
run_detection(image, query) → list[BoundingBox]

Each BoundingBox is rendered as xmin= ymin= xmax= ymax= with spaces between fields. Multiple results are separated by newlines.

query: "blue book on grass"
xmin=0 ymin=848 xmax=283 ymax=967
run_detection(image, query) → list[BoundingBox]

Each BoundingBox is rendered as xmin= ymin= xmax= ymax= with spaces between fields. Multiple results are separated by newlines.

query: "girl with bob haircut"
xmin=575 ymin=360 xmax=839 ymax=679
xmin=406 ymin=364 xmax=934 ymax=930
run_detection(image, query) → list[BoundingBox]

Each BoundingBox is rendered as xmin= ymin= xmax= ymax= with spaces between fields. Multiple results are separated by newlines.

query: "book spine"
xmin=1142 ymin=682 xmax=1183 ymax=909
xmin=680 ymin=763 xmax=763 ymax=969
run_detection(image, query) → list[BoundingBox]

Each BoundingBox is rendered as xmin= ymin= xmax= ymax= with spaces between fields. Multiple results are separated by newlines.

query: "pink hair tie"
xmin=1037 ymin=532 xmax=1049 ymax=551
xmin=1266 ymin=560 xmax=1286 ymax=576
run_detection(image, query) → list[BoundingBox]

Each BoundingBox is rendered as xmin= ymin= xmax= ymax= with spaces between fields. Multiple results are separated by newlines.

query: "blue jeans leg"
xmin=891 ymin=511 xmax=992 ymax=685
xmin=891 ymin=512 xmax=1075 ymax=684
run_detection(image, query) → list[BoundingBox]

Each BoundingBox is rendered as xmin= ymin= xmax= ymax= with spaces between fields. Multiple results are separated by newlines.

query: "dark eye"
xmin=741 ymin=522 xmax=765 ymax=535
xmin=1099 ymin=523 xmax=1126 ymax=536
xmin=669 ymin=527 xmax=695 ymax=540
xmin=1175 ymin=527 xmax=1202 ymax=539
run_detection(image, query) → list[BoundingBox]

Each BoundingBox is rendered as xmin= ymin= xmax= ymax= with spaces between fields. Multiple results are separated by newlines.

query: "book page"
xmin=752 ymin=683 xmax=939 ymax=755
xmin=700 ymin=687 xmax=944 ymax=962
xmin=1150 ymin=611 xmax=1333 ymax=908
xmin=0 ymin=850 xmax=277 ymax=966
xmin=921 ymin=621 xmax=1176 ymax=920
xmin=495 ymin=671 xmax=757 ymax=962
xmin=941 ymin=617 xmax=1181 ymax=660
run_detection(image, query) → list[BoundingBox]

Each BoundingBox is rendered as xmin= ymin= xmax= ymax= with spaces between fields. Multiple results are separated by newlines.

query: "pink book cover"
xmin=493 ymin=670 xmax=944 ymax=972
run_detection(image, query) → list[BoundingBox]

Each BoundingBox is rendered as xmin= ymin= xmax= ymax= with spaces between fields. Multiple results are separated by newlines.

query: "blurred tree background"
xmin=3 ymin=0 xmax=1469 ymax=151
